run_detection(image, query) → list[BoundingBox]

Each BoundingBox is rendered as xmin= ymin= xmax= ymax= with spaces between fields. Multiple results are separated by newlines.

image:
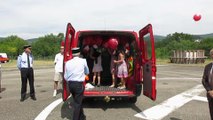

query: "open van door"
xmin=63 ymin=23 xmax=75 ymax=101
xmin=139 ymin=24 xmax=156 ymax=100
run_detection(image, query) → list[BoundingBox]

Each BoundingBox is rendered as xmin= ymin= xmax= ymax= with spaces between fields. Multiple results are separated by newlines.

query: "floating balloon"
xmin=193 ymin=14 xmax=201 ymax=21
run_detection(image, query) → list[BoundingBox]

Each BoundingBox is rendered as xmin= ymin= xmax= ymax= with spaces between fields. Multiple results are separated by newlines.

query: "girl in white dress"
xmin=91 ymin=45 xmax=103 ymax=87
xmin=114 ymin=50 xmax=128 ymax=89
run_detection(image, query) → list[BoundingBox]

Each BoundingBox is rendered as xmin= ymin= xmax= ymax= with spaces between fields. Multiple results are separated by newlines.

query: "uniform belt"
xmin=68 ymin=81 xmax=83 ymax=84
xmin=21 ymin=68 xmax=33 ymax=69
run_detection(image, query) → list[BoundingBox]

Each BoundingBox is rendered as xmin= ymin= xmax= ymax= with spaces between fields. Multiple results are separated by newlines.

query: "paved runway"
xmin=0 ymin=64 xmax=211 ymax=120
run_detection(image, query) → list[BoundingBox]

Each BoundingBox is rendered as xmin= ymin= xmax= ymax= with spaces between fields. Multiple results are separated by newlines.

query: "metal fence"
xmin=170 ymin=50 xmax=207 ymax=64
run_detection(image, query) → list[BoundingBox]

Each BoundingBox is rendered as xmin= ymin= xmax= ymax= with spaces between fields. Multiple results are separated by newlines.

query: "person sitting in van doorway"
xmin=90 ymin=44 xmax=103 ymax=87
xmin=114 ymin=50 xmax=128 ymax=89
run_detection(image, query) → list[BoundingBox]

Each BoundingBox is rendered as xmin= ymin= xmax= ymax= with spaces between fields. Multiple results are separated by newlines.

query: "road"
xmin=0 ymin=64 xmax=211 ymax=120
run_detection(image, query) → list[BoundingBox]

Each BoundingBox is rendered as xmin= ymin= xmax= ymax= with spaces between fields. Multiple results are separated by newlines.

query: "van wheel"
xmin=129 ymin=97 xmax=137 ymax=103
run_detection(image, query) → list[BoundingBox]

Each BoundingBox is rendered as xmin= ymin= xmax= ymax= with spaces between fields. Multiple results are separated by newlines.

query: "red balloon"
xmin=193 ymin=14 xmax=201 ymax=21
xmin=107 ymin=38 xmax=118 ymax=50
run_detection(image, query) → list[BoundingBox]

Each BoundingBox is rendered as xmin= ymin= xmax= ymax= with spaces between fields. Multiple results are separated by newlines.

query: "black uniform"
xmin=202 ymin=62 xmax=213 ymax=119
xmin=17 ymin=45 xmax=36 ymax=101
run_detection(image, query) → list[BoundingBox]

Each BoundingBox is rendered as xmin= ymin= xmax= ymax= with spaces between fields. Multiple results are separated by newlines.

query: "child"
xmin=114 ymin=50 xmax=128 ymax=89
xmin=109 ymin=49 xmax=117 ymax=88
xmin=91 ymin=45 xmax=103 ymax=87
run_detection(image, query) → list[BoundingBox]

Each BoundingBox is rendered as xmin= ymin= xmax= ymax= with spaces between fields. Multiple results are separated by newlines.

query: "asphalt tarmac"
xmin=0 ymin=64 xmax=211 ymax=120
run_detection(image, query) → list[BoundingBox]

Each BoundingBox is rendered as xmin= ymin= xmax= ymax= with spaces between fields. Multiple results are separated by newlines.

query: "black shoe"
xmin=80 ymin=114 xmax=86 ymax=120
xmin=91 ymin=82 xmax=95 ymax=86
xmin=31 ymin=96 xmax=37 ymax=101
xmin=20 ymin=97 xmax=25 ymax=102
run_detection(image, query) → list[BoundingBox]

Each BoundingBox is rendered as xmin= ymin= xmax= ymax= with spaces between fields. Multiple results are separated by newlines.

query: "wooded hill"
xmin=0 ymin=32 xmax=213 ymax=59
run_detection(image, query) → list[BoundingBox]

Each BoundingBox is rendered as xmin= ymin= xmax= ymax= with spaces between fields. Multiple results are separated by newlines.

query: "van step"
xmin=84 ymin=86 xmax=134 ymax=97
xmin=85 ymin=86 xmax=127 ymax=92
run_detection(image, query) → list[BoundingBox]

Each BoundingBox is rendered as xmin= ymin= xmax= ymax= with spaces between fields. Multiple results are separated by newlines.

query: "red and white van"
xmin=62 ymin=23 xmax=156 ymax=103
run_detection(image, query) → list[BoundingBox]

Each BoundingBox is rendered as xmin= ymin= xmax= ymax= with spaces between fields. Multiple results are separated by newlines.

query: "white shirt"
xmin=17 ymin=52 xmax=33 ymax=69
xmin=64 ymin=57 xmax=89 ymax=82
xmin=54 ymin=53 xmax=64 ymax=72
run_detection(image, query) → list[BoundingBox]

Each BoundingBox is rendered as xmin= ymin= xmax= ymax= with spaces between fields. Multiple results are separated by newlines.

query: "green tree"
xmin=165 ymin=32 xmax=194 ymax=42
xmin=0 ymin=35 xmax=27 ymax=58
xmin=31 ymin=34 xmax=63 ymax=59
xmin=197 ymin=38 xmax=213 ymax=57
xmin=57 ymin=33 xmax=64 ymax=39
xmin=155 ymin=33 xmax=199 ymax=59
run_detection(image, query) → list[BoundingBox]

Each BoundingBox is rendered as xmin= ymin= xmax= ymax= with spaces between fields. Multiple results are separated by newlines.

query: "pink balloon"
xmin=193 ymin=14 xmax=201 ymax=21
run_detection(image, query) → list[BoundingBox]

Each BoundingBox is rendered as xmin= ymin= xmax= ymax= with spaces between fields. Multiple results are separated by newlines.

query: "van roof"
xmin=77 ymin=30 xmax=137 ymax=35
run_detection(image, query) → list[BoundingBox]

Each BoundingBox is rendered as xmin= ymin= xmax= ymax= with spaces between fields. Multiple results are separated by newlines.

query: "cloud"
xmin=0 ymin=0 xmax=213 ymax=39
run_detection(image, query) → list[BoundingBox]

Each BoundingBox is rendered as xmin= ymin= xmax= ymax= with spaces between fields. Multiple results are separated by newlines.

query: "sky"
xmin=0 ymin=0 xmax=213 ymax=39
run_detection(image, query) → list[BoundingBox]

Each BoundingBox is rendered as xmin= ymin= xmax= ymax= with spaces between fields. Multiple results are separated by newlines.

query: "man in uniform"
xmin=17 ymin=45 xmax=36 ymax=102
xmin=64 ymin=47 xmax=89 ymax=120
xmin=202 ymin=48 xmax=213 ymax=119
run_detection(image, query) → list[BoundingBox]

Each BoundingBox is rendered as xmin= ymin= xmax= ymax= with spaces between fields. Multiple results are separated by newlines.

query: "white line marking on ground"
xmin=159 ymin=71 xmax=202 ymax=77
xmin=134 ymin=85 xmax=205 ymax=120
xmin=156 ymin=65 xmax=170 ymax=66
xmin=192 ymin=95 xmax=208 ymax=102
xmin=34 ymin=98 xmax=63 ymax=120
xmin=159 ymin=77 xmax=200 ymax=80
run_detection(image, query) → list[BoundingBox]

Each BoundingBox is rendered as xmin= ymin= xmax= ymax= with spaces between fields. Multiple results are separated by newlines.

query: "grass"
xmin=156 ymin=59 xmax=170 ymax=65
xmin=157 ymin=58 xmax=212 ymax=67
xmin=1 ymin=59 xmax=54 ymax=68
xmin=1 ymin=58 xmax=212 ymax=69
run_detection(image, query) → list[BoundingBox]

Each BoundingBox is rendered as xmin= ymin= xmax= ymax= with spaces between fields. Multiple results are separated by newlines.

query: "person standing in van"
xmin=109 ymin=49 xmax=117 ymax=88
xmin=91 ymin=45 xmax=103 ymax=87
xmin=114 ymin=50 xmax=128 ymax=89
